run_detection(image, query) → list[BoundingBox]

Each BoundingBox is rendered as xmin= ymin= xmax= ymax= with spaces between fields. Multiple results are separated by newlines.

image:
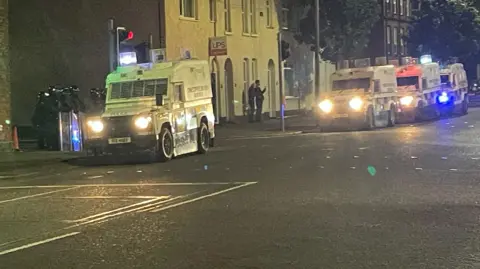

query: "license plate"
xmin=108 ymin=137 xmax=131 ymax=144
xmin=333 ymin=114 xmax=349 ymax=118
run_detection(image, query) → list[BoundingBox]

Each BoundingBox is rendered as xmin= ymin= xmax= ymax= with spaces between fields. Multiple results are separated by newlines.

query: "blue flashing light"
xmin=420 ymin=55 xmax=432 ymax=64
xmin=438 ymin=92 xmax=449 ymax=104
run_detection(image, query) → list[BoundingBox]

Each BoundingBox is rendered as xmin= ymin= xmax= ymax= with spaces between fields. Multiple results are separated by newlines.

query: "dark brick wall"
xmin=9 ymin=0 xmax=160 ymax=125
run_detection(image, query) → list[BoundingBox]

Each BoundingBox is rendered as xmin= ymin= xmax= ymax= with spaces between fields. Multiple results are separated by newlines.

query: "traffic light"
xmin=117 ymin=28 xmax=134 ymax=44
xmin=281 ymin=40 xmax=291 ymax=61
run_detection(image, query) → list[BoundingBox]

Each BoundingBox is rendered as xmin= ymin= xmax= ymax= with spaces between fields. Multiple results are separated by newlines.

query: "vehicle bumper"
xmin=315 ymin=110 xmax=367 ymax=129
xmin=86 ymin=135 xmax=157 ymax=155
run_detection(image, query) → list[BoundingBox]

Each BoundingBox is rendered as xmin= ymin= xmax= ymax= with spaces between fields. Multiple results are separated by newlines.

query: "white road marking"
xmin=0 ymin=232 xmax=80 ymax=256
xmin=150 ymin=182 xmax=257 ymax=213
xmin=64 ymin=196 xmax=171 ymax=223
xmin=60 ymin=196 xmax=169 ymax=199
xmin=87 ymin=175 xmax=104 ymax=179
xmin=0 ymin=172 xmax=40 ymax=179
xmin=65 ymin=196 xmax=187 ymax=228
xmin=0 ymin=187 xmax=80 ymax=205
xmin=0 ymin=182 xmax=250 ymax=190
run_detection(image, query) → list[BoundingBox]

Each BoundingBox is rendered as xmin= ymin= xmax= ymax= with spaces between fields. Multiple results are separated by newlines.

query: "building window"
xmin=406 ymin=0 xmax=410 ymax=16
xmin=400 ymin=0 xmax=403 ymax=15
xmin=265 ymin=0 xmax=272 ymax=27
xmin=393 ymin=0 xmax=397 ymax=14
xmin=386 ymin=0 xmax=391 ymax=13
xmin=281 ymin=7 xmax=289 ymax=30
xmin=242 ymin=0 xmax=249 ymax=33
xmin=250 ymin=0 xmax=257 ymax=34
xmin=387 ymin=26 xmax=391 ymax=55
xmin=393 ymin=27 xmax=398 ymax=55
xmin=209 ymin=0 xmax=216 ymax=21
xmin=252 ymin=59 xmax=258 ymax=81
xmin=400 ymin=28 xmax=404 ymax=55
xmin=224 ymin=0 xmax=232 ymax=32
xmin=180 ymin=0 xmax=197 ymax=18
xmin=243 ymin=58 xmax=250 ymax=100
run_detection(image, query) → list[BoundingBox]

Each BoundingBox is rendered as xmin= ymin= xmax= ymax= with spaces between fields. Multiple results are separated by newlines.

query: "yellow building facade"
xmin=161 ymin=0 xmax=280 ymax=122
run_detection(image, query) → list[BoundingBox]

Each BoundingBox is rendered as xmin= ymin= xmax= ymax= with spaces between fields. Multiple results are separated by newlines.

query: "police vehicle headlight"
xmin=87 ymin=120 xmax=104 ymax=133
xmin=400 ymin=96 xmax=414 ymax=106
xmin=349 ymin=97 xmax=363 ymax=111
xmin=135 ymin=116 xmax=152 ymax=129
xmin=318 ymin=100 xmax=333 ymax=113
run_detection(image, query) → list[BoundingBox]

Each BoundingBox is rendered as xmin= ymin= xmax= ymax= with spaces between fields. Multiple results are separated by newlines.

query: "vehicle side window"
xmin=374 ymin=80 xmax=380 ymax=92
xmin=422 ymin=78 xmax=427 ymax=89
xmin=174 ymin=84 xmax=183 ymax=102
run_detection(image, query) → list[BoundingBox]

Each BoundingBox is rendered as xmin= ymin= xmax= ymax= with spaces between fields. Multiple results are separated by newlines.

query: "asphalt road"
xmin=2 ymin=110 xmax=480 ymax=268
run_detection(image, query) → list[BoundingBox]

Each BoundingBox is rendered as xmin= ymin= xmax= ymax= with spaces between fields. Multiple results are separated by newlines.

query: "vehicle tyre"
xmin=364 ymin=107 xmax=375 ymax=130
xmin=461 ymin=95 xmax=469 ymax=115
xmin=158 ymin=127 xmax=174 ymax=162
xmin=197 ymin=122 xmax=210 ymax=154
xmin=387 ymin=105 xmax=396 ymax=127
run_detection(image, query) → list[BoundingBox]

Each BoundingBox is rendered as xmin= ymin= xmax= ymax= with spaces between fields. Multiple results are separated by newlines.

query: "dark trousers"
xmin=255 ymin=101 xmax=263 ymax=122
xmin=248 ymin=100 xmax=255 ymax=122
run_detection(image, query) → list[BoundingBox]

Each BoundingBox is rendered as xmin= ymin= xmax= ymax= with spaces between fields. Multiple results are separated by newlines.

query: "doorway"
xmin=211 ymin=59 xmax=220 ymax=124
xmin=224 ymin=58 xmax=234 ymax=122
xmin=268 ymin=59 xmax=276 ymax=118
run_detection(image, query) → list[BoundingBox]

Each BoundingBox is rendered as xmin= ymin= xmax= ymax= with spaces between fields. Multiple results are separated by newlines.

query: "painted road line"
xmin=0 ymin=232 xmax=80 ymax=256
xmin=150 ymin=182 xmax=258 ymax=213
xmin=0 ymin=172 xmax=40 ymax=179
xmin=87 ymin=175 xmax=104 ymax=179
xmin=0 ymin=187 xmax=80 ymax=205
xmin=0 ymin=182 xmax=253 ymax=190
xmin=63 ymin=196 xmax=171 ymax=223
xmin=54 ymin=195 xmax=170 ymax=200
xmin=65 ymin=196 xmax=187 ymax=228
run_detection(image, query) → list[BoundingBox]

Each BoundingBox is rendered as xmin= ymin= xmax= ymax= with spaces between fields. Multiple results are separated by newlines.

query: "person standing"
xmin=254 ymin=80 xmax=267 ymax=122
xmin=248 ymin=81 xmax=258 ymax=123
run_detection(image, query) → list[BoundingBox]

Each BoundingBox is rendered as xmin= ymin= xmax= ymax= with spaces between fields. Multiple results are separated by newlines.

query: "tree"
xmin=286 ymin=0 xmax=380 ymax=62
xmin=408 ymin=0 xmax=480 ymax=62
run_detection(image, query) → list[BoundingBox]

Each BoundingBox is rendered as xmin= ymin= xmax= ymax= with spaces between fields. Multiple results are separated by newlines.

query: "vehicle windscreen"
xmin=109 ymin=79 xmax=168 ymax=99
xmin=397 ymin=76 xmax=419 ymax=88
xmin=332 ymin=78 xmax=371 ymax=91
xmin=441 ymin=75 xmax=450 ymax=84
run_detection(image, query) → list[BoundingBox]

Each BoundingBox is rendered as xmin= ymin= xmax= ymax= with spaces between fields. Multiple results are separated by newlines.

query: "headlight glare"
xmin=349 ymin=97 xmax=364 ymax=110
xmin=87 ymin=120 xmax=104 ymax=133
xmin=400 ymin=96 xmax=414 ymax=106
xmin=318 ymin=100 xmax=333 ymax=113
xmin=135 ymin=116 xmax=152 ymax=129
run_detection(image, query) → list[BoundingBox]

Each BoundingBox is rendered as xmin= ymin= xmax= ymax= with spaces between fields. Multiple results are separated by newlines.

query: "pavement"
xmin=2 ymin=110 xmax=480 ymax=268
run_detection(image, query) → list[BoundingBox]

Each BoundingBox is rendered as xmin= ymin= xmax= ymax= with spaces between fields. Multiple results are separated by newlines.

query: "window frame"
xmin=393 ymin=0 xmax=397 ymax=14
xmin=224 ymin=0 xmax=232 ymax=32
xmin=250 ymin=0 xmax=257 ymax=34
xmin=387 ymin=26 xmax=392 ymax=55
xmin=209 ymin=0 xmax=217 ymax=22
xmin=265 ymin=0 xmax=272 ymax=27
xmin=242 ymin=0 xmax=249 ymax=33
xmin=180 ymin=0 xmax=197 ymax=19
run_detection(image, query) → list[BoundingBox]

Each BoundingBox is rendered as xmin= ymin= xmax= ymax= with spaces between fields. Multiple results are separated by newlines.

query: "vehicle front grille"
xmin=334 ymin=100 xmax=349 ymax=113
xmin=105 ymin=116 xmax=134 ymax=137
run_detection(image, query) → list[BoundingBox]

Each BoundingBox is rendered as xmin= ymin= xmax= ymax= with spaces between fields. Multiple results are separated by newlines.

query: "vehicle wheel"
xmin=158 ymin=127 xmax=174 ymax=162
xmin=197 ymin=122 xmax=210 ymax=154
xmin=461 ymin=95 xmax=469 ymax=115
xmin=364 ymin=107 xmax=375 ymax=130
xmin=387 ymin=105 xmax=396 ymax=127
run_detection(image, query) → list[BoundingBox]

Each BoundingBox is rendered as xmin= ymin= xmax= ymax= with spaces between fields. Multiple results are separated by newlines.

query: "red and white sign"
xmin=209 ymin=37 xmax=227 ymax=56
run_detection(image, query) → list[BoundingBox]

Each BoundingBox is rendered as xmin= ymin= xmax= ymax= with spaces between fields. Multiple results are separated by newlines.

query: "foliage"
xmin=286 ymin=0 xmax=380 ymax=62
xmin=408 ymin=0 xmax=480 ymax=62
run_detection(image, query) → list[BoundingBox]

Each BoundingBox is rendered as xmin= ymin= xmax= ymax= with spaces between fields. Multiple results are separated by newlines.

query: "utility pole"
xmin=108 ymin=19 xmax=115 ymax=72
xmin=314 ymin=0 xmax=321 ymax=101
xmin=278 ymin=32 xmax=285 ymax=132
